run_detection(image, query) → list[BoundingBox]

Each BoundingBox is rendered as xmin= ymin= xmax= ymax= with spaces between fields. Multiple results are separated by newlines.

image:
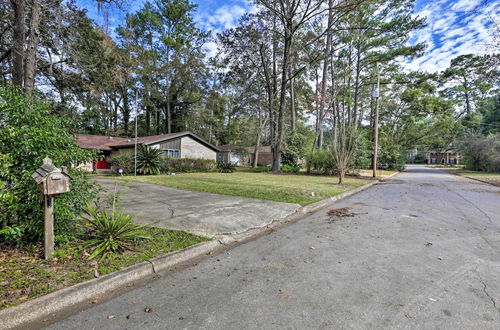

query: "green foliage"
xmin=457 ymin=133 xmax=500 ymax=172
xmin=281 ymin=164 xmax=300 ymax=173
xmin=0 ymin=224 xmax=23 ymax=245
xmin=216 ymin=160 xmax=236 ymax=173
xmin=0 ymin=85 xmax=98 ymax=243
xmin=378 ymin=142 xmax=406 ymax=171
xmin=82 ymin=202 xmax=150 ymax=260
xmin=281 ymin=129 xmax=310 ymax=167
xmin=162 ymin=157 xmax=216 ymax=173
xmin=305 ymin=150 xmax=336 ymax=175
xmin=137 ymin=145 xmax=163 ymax=175
xmin=350 ymin=129 xmax=372 ymax=169
xmin=108 ymin=152 xmax=134 ymax=174
xmin=480 ymin=96 xmax=500 ymax=135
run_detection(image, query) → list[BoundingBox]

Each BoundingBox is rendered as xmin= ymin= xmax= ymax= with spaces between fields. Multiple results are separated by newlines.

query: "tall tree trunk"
xmin=463 ymin=78 xmax=471 ymax=114
xmin=352 ymin=38 xmax=362 ymax=126
xmin=145 ymin=106 xmax=151 ymax=135
xmin=24 ymin=0 xmax=42 ymax=93
xmin=253 ymin=133 xmax=262 ymax=168
xmin=289 ymin=64 xmax=296 ymax=130
xmin=156 ymin=107 xmax=161 ymax=135
xmin=122 ymin=88 xmax=130 ymax=134
xmin=272 ymin=30 xmax=291 ymax=172
xmin=165 ymin=99 xmax=172 ymax=134
xmin=11 ymin=0 xmax=25 ymax=88
xmin=315 ymin=0 xmax=334 ymax=149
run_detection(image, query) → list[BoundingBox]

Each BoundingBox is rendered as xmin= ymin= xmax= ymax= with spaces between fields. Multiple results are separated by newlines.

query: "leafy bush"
xmin=281 ymin=164 xmax=300 ymax=173
xmin=0 ymin=85 xmax=98 ymax=244
xmin=458 ymin=133 xmax=500 ymax=172
xmin=305 ymin=150 xmax=336 ymax=174
xmin=82 ymin=202 xmax=150 ymax=260
xmin=162 ymin=157 xmax=216 ymax=173
xmin=281 ymin=130 xmax=310 ymax=167
xmin=217 ymin=160 xmax=236 ymax=173
xmin=137 ymin=145 xmax=162 ymax=175
xmin=0 ymin=224 xmax=23 ymax=245
xmin=108 ymin=152 xmax=134 ymax=174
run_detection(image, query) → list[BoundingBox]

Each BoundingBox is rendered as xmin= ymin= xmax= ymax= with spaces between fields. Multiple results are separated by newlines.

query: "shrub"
xmin=137 ymin=145 xmax=162 ymax=175
xmin=281 ymin=130 xmax=310 ymax=167
xmin=458 ymin=133 xmax=500 ymax=172
xmin=0 ymin=85 xmax=98 ymax=244
xmin=82 ymin=202 xmax=150 ymax=260
xmin=217 ymin=160 xmax=236 ymax=173
xmin=162 ymin=157 xmax=216 ymax=173
xmin=108 ymin=152 xmax=134 ymax=174
xmin=305 ymin=150 xmax=336 ymax=174
xmin=281 ymin=164 xmax=300 ymax=173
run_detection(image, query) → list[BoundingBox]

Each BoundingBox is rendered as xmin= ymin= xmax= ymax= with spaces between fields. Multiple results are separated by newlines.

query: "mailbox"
xmin=32 ymin=157 xmax=71 ymax=196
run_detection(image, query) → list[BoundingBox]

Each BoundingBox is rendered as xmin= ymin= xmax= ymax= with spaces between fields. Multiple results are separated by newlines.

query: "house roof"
xmin=76 ymin=134 xmax=130 ymax=151
xmin=76 ymin=132 xmax=220 ymax=152
xmin=246 ymin=146 xmax=272 ymax=153
xmin=218 ymin=145 xmax=247 ymax=152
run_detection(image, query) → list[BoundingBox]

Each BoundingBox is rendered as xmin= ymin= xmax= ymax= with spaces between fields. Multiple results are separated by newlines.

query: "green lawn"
xmin=121 ymin=172 xmax=371 ymax=206
xmin=443 ymin=168 xmax=500 ymax=185
xmin=0 ymin=228 xmax=208 ymax=309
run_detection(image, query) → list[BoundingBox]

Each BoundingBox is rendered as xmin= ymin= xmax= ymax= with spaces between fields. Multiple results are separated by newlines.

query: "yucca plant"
xmin=137 ymin=144 xmax=163 ymax=175
xmin=82 ymin=202 xmax=151 ymax=260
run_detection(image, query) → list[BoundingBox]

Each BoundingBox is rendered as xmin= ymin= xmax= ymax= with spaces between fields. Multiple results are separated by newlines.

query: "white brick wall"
xmin=180 ymin=136 xmax=216 ymax=160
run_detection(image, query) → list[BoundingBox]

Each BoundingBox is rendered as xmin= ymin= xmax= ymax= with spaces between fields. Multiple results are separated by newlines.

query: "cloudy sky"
xmin=77 ymin=0 xmax=499 ymax=73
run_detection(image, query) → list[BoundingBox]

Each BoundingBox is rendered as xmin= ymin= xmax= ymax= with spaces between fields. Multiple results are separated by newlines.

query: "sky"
xmin=76 ymin=0 xmax=499 ymax=73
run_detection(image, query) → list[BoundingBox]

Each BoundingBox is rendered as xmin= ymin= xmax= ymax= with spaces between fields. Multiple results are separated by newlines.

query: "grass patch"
xmin=120 ymin=171 xmax=370 ymax=206
xmin=358 ymin=169 xmax=398 ymax=177
xmin=443 ymin=168 xmax=500 ymax=185
xmin=0 ymin=227 xmax=208 ymax=309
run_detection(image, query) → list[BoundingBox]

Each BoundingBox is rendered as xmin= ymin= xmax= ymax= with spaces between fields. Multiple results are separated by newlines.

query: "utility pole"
xmin=372 ymin=63 xmax=381 ymax=178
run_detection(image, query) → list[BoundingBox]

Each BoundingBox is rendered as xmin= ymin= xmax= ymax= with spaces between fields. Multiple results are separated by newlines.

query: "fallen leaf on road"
xmin=92 ymin=297 xmax=99 ymax=304
xmin=145 ymin=305 xmax=153 ymax=313
xmin=327 ymin=208 xmax=357 ymax=220
xmin=179 ymin=316 xmax=186 ymax=320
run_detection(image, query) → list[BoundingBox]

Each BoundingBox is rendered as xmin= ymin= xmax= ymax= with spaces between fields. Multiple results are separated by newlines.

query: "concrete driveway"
xmin=49 ymin=167 xmax=500 ymax=329
xmin=93 ymin=177 xmax=300 ymax=237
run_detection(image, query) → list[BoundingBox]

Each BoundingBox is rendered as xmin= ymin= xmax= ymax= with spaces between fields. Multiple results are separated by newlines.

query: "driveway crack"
xmin=477 ymin=272 xmax=500 ymax=314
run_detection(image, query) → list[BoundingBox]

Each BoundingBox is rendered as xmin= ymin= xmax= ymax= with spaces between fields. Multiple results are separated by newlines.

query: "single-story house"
xmin=426 ymin=150 xmax=460 ymax=165
xmin=217 ymin=145 xmax=273 ymax=167
xmin=76 ymin=132 xmax=219 ymax=173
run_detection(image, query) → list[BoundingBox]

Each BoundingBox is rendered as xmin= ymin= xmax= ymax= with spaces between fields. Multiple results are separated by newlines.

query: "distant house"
xmin=217 ymin=145 xmax=273 ymax=167
xmin=76 ymin=132 xmax=219 ymax=173
xmin=217 ymin=145 xmax=248 ymax=166
xmin=426 ymin=150 xmax=460 ymax=165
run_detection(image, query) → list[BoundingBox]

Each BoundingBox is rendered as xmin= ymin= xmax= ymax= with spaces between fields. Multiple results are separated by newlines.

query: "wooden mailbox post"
xmin=32 ymin=157 xmax=71 ymax=259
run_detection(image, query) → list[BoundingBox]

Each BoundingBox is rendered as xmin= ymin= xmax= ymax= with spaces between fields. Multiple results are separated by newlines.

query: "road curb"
xmin=0 ymin=172 xmax=399 ymax=330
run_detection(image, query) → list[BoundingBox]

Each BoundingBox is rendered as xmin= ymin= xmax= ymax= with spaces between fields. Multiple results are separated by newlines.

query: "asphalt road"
xmin=47 ymin=166 xmax=500 ymax=329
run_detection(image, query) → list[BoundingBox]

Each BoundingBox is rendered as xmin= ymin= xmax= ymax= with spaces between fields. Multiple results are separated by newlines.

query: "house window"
xmin=163 ymin=149 xmax=180 ymax=158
